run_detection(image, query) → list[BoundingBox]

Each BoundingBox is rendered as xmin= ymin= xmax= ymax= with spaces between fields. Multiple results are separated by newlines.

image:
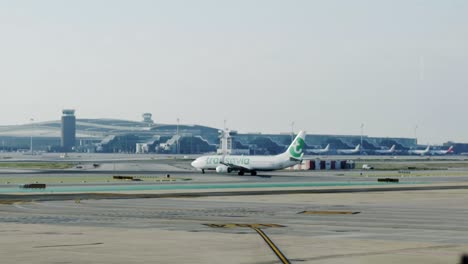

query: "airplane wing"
xmin=220 ymin=161 xmax=252 ymax=171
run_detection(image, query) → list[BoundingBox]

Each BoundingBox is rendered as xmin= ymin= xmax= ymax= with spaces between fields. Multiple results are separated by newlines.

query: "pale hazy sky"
xmin=1 ymin=1 xmax=467 ymax=144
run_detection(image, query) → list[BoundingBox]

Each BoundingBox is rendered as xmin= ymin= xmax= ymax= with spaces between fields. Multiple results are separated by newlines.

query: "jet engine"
xmin=216 ymin=165 xmax=230 ymax=173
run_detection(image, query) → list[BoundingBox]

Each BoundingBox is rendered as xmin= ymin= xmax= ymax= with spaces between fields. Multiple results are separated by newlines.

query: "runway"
xmin=0 ymin=180 xmax=428 ymax=194
xmin=1 ymin=154 xmax=468 ymax=263
xmin=1 ymin=189 xmax=468 ymax=263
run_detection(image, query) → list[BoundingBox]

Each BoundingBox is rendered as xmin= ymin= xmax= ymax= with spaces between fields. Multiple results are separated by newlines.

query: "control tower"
xmin=61 ymin=109 xmax=76 ymax=152
xmin=142 ymin=113 xmax=154 ymax=124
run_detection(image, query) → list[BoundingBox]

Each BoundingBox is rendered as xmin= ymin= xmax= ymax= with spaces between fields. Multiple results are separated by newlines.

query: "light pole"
xmin=30 ymin=118 xmax=34 ymax=155
xmin=176 ymin=118 xmax=180 ymax=154
xmin=290 ymin=121 xmax=295 ymax=143
xmin=414 ymin=125 xmax=418 ymax=144
xmin=360 ymin=123 xmax=364 ymax=154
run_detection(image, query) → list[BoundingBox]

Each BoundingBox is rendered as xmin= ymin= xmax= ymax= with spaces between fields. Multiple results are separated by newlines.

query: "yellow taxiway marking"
xmin=205 ymin=223 xmax=290 ymax=264
xmin=204 ymin=223 xmax=285 ymax=229
xmin=299 ymin=211 xmax=360 ymax=215
xmin=252 ymin=227 xmax=291 ymax=264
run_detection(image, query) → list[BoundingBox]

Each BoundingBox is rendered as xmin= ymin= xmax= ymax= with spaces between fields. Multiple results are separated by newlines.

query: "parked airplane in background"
xmin=431 ymin=146 xmax=454 ymax=155
xmin=408 ymin=145 xmax=430 ymax=156
xmin=374 ymin=145 xmax=396 ymax=155
xmin=191 ymin=131 xmax=306 ymax=176
xmin=309 ymin=144 xmax=330 ymax=155
xmin=337 ymin=144 xmax=361 ymax=155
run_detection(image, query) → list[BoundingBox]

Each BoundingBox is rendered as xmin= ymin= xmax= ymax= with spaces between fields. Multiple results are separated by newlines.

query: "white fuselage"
xmin=192 ymin=130 xmax=307 ymax=175
xmin=309 ymin=150 xmax=328 ymax=155
xmin=409 ymin=150 xmax=429 ymax=155
xmin=375 ymin=150 xmax=393 ymax=154
xmin=409 ymin=147 xmax=430 ymax=156
xmin=309 ymin=145 xmax=330 ymax=155
xmin=191 ymin=153 xmax=299 ymax=172
xmin=337 ymin=148 xmax=359 ymax=155
xmin=430 ymin=146 xmax=453 ymax=156
xmin=375 ymin=147 xmax=396 ymax=155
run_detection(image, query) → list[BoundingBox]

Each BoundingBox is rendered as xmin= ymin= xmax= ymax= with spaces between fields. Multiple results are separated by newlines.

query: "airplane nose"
xmin=191 ymin=159 xmax=198 ymax=168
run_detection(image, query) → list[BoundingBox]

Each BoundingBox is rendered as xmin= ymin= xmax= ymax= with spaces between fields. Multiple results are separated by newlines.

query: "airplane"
xmin=308 ymin=144 xmax=330 ymax=155
xmin=191 ymin=131 xmax=306 ymax=176
xmin=430 ymin=146 xmax=454 ymax=155
xmin=408 ymin=145 xmax=430 ymax=156
xmin=374 ymin=145 xmax=396 ymax=155
xmin=337 ymin=144 xmax=361 ymax=155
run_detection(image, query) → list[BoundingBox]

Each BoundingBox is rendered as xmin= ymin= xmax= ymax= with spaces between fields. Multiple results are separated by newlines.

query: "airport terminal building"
xmin=0 ymin=112 xmax=425 ymax=155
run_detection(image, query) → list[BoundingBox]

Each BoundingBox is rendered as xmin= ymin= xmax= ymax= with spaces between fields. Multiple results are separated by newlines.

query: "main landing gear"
xmin=202 ymin=169 xmax=205 ymax=174
xmin=237 ymin=171 xmax=257 ymax=176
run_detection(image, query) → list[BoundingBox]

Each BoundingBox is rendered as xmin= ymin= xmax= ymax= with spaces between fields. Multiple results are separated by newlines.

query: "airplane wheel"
xmin=251 ymin=171 xmax=257 ymax=176
xmin=238 ymin=171 xmax=244 ymax=176
xmin=227 ymin=168 xmax=232 ymax=173
xmin=202 ymin=169 xmax=205 ymax=174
